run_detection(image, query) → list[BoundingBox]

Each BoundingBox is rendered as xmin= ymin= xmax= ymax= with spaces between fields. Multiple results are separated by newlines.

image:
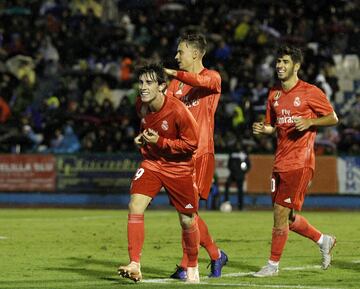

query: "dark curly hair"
xmin=276 ymin=45 xmax=303 ymax=64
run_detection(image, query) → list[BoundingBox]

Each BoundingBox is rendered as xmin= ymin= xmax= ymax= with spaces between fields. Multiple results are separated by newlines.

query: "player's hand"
xmin=164 ymin=68 xmax=177 ymax=77
xmin=142 ymin=128 xmax=159 ymax=144
xmin=134 ymin=133 xmax=145 ymax=147
xmin=252 ymin=122 xmax=265 ymax=135
xmin=293 ymin=117 xmax=312 ymax=131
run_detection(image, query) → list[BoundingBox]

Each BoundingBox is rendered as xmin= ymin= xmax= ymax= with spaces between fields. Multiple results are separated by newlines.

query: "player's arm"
xmin=165 ymin=78 xmax=177 ymax=98
xmin=253 ymin=91 xmax=277 ymax=135
xmin=293 ymin=111 xmax=338 ymax=131
xmin=142 ymin=112 xmax=198 ymax=155
xmin=252 ymin=122 xmax=276 ymax=135
xmin=164 ymin=68 xmax=220 ymax=93
xmin=294 ymin=87 xmax=339 ymax=131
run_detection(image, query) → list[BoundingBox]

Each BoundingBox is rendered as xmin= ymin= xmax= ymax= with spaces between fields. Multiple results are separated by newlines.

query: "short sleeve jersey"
xmin=166 ymin=69 xmax=221 ymax=157
xmin=137 ymin=95 xmax=199 ymax=176
xmin=265 ymin=80 xmax=334 ymax=172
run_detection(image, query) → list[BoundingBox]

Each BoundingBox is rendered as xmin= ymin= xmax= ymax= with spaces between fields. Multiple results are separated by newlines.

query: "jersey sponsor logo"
xmin=276 ymin=109 xmax=299 ymax=124
xmin=161 ymin=120 xmax=169 ymax=131
xmin=277 ymin=115 xmax=297 ymax=124
xmin=294 ymin=96 xmax=301 ymax=107
xmin=284 ymin=197 xmax=291 ymax=203
xmin=185 ymin=203 xmax=194 ymax=209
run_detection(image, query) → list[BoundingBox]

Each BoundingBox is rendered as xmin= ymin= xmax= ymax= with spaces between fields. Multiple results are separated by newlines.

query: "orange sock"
xmin=179 ymin=215 xmax=219 ymax=268
xmin=270 ymin=227 xmax=289 ymax=262
xmin=182 ymin=221 xmax=200 ymax=267
xmin=179 ymin=237 xmax=188 ymax=269
xmin=198 ymin=215 xmax=220 ymax=260
xmin=127 ymin=214 xmax=144 ymax=263
xmin=289 ymin=215 xmax=321 ymax=242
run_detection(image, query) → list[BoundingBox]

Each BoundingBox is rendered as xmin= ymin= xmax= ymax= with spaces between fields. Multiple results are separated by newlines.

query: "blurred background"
xmin=0 ymin=0 xmax=359 ymax=209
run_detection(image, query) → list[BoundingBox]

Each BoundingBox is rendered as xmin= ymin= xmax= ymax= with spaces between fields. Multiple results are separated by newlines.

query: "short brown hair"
xmin=179 ymin=33 xmax=207 ymax=54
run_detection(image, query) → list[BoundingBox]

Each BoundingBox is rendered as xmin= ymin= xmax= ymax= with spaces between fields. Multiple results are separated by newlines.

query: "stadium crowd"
xmin=0 ymin=0 xmax=359 ymax=154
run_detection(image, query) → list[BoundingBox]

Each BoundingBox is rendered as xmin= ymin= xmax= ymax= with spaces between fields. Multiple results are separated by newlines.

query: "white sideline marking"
xmin=14 ymin=215 xmax=117 ymax=221
xmin=282 ymin=265 xmax=321 ymax=271
xmin=142 ymin=278 xmax=340 ymax=289
xmin=0 ymin=236 xmax=7 ymax=240
xmin=141 ymin=265 xmax=341 ymax=288
xmin=352 ymin=260 xmax=360 ymax=263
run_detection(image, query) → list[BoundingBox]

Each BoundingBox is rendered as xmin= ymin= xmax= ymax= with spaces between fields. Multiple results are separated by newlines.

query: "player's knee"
xmin=179 ymin=213 xmax=195 ymax=229
xmin=128 ymin=195 xmax=149 ymax=214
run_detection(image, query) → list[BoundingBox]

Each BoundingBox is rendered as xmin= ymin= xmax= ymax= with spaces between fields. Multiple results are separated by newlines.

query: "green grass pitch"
xmin=0 ymin=209 xmax=359 ymax=289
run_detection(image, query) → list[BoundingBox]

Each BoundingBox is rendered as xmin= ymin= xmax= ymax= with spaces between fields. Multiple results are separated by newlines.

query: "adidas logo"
xmin=284 ymin=198 xmax=291 ymax=204
xmin=175 ymin=89 xmax=182 ymax=95
xmin=185 ymin=203 xmax=193 ymax=209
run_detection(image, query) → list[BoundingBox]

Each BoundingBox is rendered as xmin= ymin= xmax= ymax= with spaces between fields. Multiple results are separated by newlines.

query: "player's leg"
xmin=178 ymin=213 xmax=200 ymax=283
xmin=197 ymin=154 xmax=228 ymax=277
xmin=288 ymin=168 xmax=336 ymax=269
xmin=254 ymin=171 xmax=295 ymax=277
xmin=253 ymin=203 xmax=290 ymax=277
xmin=172 ymin=154 xmax=228 ymax=278
xmin=118 ymin=167 xmax=160 ymax=282
xmin=165 ymin=171 xmax=200 ymax=283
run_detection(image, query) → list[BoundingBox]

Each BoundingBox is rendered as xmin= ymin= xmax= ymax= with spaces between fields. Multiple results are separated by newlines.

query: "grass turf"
xmin=0 ymin=209 xmax=359 ymax=289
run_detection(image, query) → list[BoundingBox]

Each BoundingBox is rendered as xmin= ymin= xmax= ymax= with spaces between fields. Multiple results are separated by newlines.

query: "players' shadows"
xmin=333 ymin=260 xmax=360 ymax=272
xmin=46 ymin=257 xmax=176 ymax=281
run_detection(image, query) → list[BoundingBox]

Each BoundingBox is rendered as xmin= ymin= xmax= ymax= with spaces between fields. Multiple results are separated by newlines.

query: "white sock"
xmin=268 ymin=260 xmax=279 ymax=267
xmin=317 ymin=234 xmax=324 ymax=246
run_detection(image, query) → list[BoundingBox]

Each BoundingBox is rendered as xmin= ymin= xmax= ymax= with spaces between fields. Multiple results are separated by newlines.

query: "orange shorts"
xmin=196 ymin=153 xmax=215 ymax=200
xmin=130 ymin=165 xmax=198 ymax=214
xmin=271 ymin=167 xmax=314 ymax=211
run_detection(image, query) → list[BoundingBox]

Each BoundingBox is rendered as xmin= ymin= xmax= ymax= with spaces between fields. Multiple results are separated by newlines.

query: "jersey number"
xmin=134 ymin=168 xmax=145 ymax=180
xmin=271 ymin=178 xmax=276 ymax=193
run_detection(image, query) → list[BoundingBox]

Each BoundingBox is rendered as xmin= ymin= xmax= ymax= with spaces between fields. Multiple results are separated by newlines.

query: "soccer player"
xmin=252 ymin=45 xmax=338 ymax=277
xmin=118 ymin=64 xmax=201 ymax=283
xmin=164 ymin=33 xmax=228 ymax=279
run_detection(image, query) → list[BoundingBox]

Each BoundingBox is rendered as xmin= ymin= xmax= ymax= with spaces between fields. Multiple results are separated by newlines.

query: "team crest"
xmin=141 ymin=118 xmax=146 ymax=124
xmin=161 ymin=120 xmax=169 ymax=131
xmin=294 ymin=96 xmax=301 ymax=107
xmin=274 ymin=91 xmax=281 ymax=100
xmin=274 ymin=101 xmax=279 ymax=107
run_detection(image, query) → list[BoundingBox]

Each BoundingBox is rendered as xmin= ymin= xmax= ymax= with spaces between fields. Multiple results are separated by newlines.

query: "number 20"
xmin=134 ymin=168 xmax=145 ymax=180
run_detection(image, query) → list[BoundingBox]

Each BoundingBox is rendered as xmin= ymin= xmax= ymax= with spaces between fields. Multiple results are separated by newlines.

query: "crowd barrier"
xmin=216 ymin=154 xmax=360 ymax=195
xmin=0 ymin=153 xmax=360 ymax=209
xmin=0 ymin=153 xmax=359 ymax=196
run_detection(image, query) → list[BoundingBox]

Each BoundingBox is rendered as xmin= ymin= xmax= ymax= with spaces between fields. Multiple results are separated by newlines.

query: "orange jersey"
xmin=166 ymin=69 xmax=221 ymax=157
xmin=136 ymin=95 xmax=199 ymax=176
xmin=265 ymin=80 xmax=334 ymax=172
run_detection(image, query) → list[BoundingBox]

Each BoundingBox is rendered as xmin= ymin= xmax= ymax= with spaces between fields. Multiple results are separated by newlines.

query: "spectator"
xmin=223 ymin=141 xmax=251 ymax=210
